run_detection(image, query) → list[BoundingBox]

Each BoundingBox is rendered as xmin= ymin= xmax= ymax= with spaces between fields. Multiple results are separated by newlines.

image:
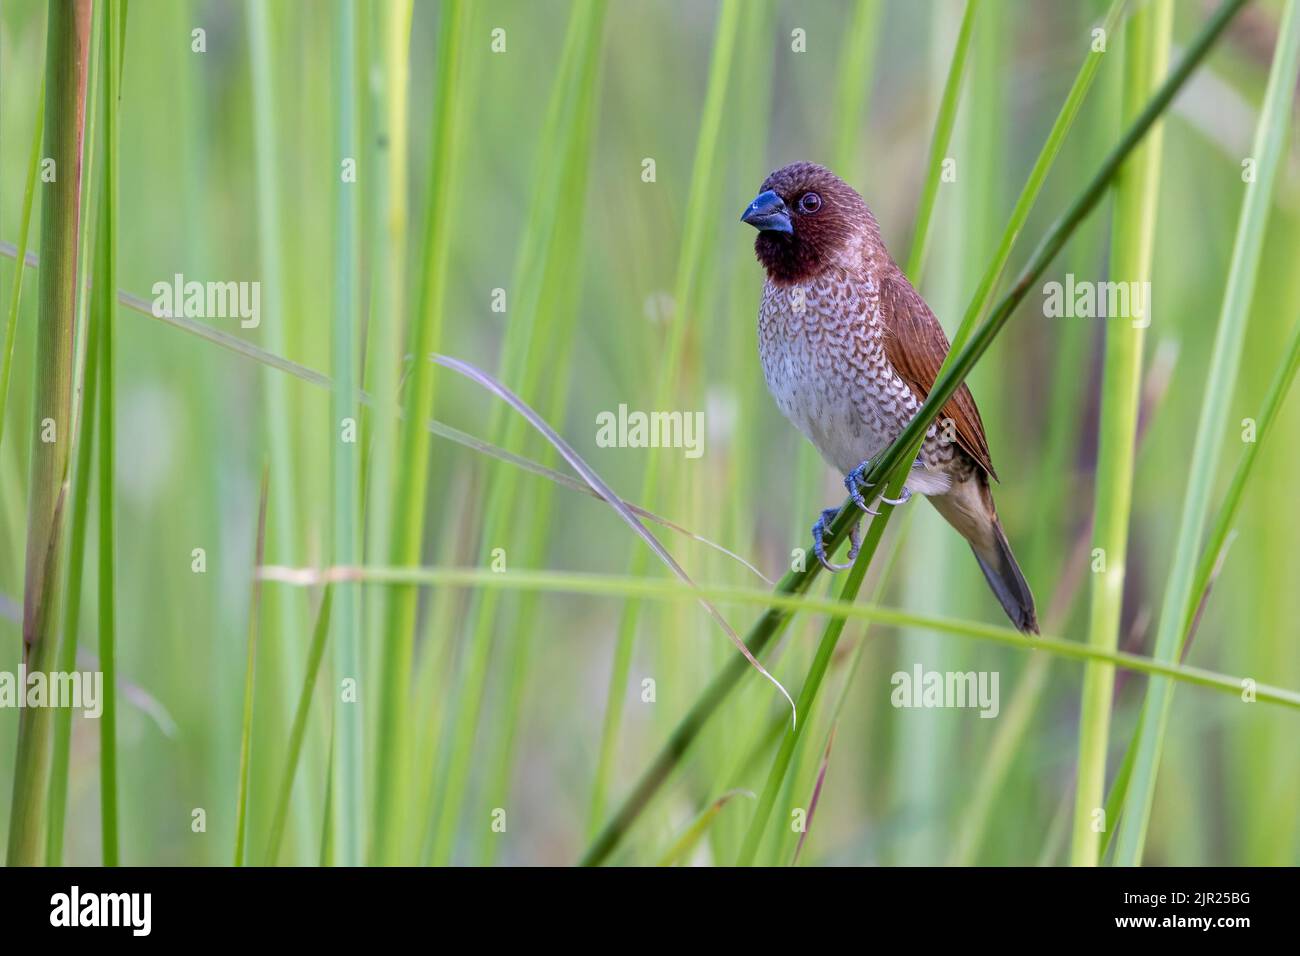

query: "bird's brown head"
xmin=741 ymin=162 xmax=879 ymax=284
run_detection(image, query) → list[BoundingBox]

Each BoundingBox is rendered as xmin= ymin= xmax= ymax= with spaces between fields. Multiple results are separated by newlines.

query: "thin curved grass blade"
xmin=655 ymin=789 xmax=754 ymax=867
xmin=429 ymin=352 xmax=796 ymax=724
xmin=233 ymin=467 xmax=270 ymax=867
xmin=265 ymin=587 xmax=333 ymax=865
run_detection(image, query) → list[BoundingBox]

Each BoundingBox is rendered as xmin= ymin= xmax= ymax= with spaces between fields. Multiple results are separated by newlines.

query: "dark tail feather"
xmin=971 ymin=519 xmax=1039 ymax=634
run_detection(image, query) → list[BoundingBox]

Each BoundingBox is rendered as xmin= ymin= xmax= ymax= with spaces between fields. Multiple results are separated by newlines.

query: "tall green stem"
xmin=1070 ymin=0 xmax=1171 ymax=868
xmin=373 ymin=0 xmax=472 ymax=863
xmin=5 ymin=0 xmax=93 ymax=868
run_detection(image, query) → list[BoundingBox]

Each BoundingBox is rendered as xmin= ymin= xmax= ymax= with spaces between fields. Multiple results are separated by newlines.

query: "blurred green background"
xmin=1 ymin=0 xmax=1297 ymax=866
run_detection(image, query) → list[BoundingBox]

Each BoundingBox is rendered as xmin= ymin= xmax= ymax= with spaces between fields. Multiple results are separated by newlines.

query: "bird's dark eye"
xmin=797 ymin=192 xmax=822 ymax=214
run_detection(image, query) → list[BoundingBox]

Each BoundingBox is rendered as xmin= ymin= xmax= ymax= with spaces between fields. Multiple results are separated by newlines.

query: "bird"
xmin=741 ymin=161 xmax=1038 ymax=634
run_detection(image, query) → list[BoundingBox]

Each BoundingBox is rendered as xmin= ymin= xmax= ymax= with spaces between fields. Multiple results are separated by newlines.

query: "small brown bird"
xmin=742 ymin=161 xmax=1038 ymax=633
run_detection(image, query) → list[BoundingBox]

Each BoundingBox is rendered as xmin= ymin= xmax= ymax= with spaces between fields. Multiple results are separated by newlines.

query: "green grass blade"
xmin=372 ymin=0 xmax=473 ymax=864
xmin=94 ymin=0 xmax=125 ymax=868
xmin=0 ymin=78 xmax=45 ymax=457
xmin=233 ymin=467 xmax=270 ymax=866
xmin=903 ymin=0 xmax=980 ymax=285
xmin=1113 ymin=0 xmax=1300 ymax=865
xmin=318 ymin=721 xmax=336 ymax=867
xmin=830 ymin=0 xmax=883 ymax=177
xmin=265 ymin=587 xmax=333 ymax=865
xmin=45 ymin=226 xmax=98 ymax=864
xmin=950 ymin=0 xmax=1129 ymax=355
xmin=247 ymin=0 xmax=316 ymax=865
xmin=1188 ymin=318 xmax=1300 ymax=635
xmin=655 ymin=789 xmax=753 ymax=866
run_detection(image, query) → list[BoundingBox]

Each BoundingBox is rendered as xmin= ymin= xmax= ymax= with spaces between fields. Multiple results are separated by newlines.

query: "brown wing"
xmin=878 ymin=271 xmax=998 ymax=481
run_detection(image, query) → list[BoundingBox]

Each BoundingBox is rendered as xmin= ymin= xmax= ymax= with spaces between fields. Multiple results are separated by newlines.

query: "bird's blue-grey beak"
xmin=741 ymin=190 xmax=793 ymax=234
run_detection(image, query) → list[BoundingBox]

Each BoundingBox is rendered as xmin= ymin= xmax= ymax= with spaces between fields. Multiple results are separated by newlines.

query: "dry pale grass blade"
xmin=792 ymin=721 xmax=838 ymax=866
xmin=0 ymin=242 xmax=770 ymax=585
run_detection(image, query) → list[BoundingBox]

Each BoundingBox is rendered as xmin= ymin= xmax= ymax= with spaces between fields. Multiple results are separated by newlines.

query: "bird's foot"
xmin=812 ymin=507 xmax=861 ymax=572
xmin=844 ymin=459 xmax=881 ymax=515
xmin=846 ymin=457 xmax=919 ymax=511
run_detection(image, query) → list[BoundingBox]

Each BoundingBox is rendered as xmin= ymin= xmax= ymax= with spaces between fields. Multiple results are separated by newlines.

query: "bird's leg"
xmin=843 ymin=459 xmax=882 ymax=516
xmin=811 ymin=507 xmax=861 ymax=572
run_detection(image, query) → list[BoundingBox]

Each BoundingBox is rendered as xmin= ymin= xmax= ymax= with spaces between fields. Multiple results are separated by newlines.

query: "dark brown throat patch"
xmin=755 ymin=231 xmax=825 ymax=285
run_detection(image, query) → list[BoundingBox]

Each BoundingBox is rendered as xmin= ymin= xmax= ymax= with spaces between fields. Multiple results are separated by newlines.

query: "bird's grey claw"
xmin=878 ymin=487 xmax=912 ymax=507
xmin=812 ymin=508 xmax=853 ymax=572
